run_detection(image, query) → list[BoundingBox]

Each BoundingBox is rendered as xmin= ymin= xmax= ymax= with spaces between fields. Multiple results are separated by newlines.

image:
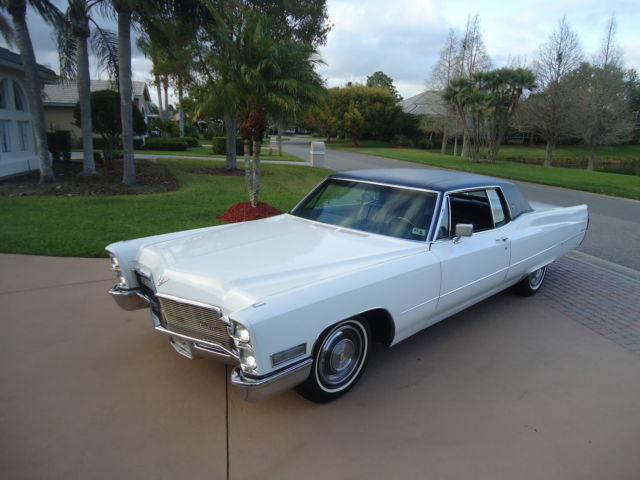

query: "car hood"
xmin=136 ymin=214 xmax=426 ymax=313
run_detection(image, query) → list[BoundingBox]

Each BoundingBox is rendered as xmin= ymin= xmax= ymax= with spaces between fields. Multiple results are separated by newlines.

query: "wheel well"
xmin=359 ymin=309 xmax=395 ymax=347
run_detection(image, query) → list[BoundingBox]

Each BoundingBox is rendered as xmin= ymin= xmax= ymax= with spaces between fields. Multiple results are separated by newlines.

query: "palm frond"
xmin=0 ymin=12 xmax=14 ymax=46
xmin=30 ymin=0 xmax=65 ymax=26
xmin=89 ymin=22 xmax=119 ymax=81
xmin=56 ymin=14 xmax=77 ymax=81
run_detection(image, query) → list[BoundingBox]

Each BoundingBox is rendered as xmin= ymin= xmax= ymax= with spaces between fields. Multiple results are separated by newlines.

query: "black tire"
xmin=296 ymin=317 xmax=371 ymax=403
xmin=513 ymin=265 xmax=548 ymax=296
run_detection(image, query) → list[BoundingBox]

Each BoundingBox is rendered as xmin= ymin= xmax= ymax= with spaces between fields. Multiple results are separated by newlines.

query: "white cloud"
xmin=4 ymin=0 xmax=639 ymax=104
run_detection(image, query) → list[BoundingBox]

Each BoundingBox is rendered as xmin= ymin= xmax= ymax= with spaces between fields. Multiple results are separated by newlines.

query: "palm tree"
xmin=1 ymin=0 xmax=63 ymax=184
xmin=484 ymin=68 xmax=536 ymax=162
xmin=218 ymin=15 xmax=324 ymax=206
xmin=57 ymin=0 xmax=118 ymax=176
xmin=101 ymin=0 xmax=203 ymax=185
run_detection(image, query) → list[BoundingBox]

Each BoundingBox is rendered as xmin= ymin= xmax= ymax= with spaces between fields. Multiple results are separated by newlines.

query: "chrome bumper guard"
xmin=231 ymin=357 xmax=313 ymax=402
xmin=109 ymin=286 xmax=149 ymax=311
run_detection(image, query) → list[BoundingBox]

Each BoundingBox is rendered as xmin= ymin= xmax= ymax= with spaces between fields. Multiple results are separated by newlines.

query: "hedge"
xmin=144 ymin=138 xmax=188 ymax=151
xmin=211 ymin=136 xmax=244 ymax=155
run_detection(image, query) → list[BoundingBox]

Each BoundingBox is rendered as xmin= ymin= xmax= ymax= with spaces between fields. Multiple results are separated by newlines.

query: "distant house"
xmin=43 ymin=79 xmax=155 ymax=142
xmin=0 ymin=47 xmax=58 ymax=178
xmin=399 ymin=90 xmax=448 ymax=116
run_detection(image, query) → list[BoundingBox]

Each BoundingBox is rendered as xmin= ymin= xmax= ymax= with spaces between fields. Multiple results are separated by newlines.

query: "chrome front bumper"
xmin=109 ymin=286 xmax=149 ymax=310
xmin=109 ymin=285 xmax=313 ymax=401
xmin=231 ymin=358 xmax=313 ymax=402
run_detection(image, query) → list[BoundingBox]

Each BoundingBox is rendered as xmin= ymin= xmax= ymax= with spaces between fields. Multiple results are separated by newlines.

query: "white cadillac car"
xmin=107 ymin=169 xmax=588 ymax=403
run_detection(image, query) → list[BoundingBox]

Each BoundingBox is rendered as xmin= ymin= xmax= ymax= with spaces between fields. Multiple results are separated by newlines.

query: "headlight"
xmin=109 ymin=253 xmax=128 ymax=289
xmin=110 ymin=254 xmax=120 ymax=271
xmin=229 ymin=320 xmax=257 ymax=373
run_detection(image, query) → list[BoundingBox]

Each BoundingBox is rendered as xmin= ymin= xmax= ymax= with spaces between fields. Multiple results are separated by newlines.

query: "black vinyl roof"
xmin=329 ymin=168 xmax=532 ymax=219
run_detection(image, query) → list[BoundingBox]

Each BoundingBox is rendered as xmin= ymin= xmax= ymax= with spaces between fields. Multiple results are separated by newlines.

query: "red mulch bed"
xmin=218 ymin=201 xmax=282 ymax=222
xmin=0 ymin=159 xmax=179 ymax=196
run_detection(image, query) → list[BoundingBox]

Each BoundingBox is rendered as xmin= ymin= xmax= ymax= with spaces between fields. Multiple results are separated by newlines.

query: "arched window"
xmin=13 ymin=81 xmax=27 ymax=111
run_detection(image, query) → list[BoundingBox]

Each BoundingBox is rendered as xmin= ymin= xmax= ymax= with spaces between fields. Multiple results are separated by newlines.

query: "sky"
xmin=4 ymin=0 xmax=640 ymax=103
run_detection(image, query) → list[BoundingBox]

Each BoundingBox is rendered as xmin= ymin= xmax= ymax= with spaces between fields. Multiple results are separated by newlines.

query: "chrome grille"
xmin=158 ymin=297 xmax=234 ymax=351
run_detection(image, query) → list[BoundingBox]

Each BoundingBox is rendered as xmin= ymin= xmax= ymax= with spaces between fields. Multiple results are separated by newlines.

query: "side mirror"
xmin=453 ymin=223 xmax=473 ymax=243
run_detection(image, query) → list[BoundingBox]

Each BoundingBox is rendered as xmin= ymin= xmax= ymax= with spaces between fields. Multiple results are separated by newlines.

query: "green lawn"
xmin=329 ymin=142 xmax=640 ymax=200
xmin=0 ymin=159 xmax=329 ymax=258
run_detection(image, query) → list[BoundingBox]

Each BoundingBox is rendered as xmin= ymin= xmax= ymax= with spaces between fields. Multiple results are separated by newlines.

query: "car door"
xmin=430 ymin=189 xmax=511 ymax=318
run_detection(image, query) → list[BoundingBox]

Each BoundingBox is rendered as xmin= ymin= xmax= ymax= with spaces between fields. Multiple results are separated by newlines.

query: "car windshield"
xmin=291 ymin=179 xmax=438 ymax=241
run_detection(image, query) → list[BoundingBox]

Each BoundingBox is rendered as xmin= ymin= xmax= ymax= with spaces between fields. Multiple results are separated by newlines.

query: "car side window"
xmin=487 ymin=188 xmax=509 ymax=227
xmin=449 ymin=190 xmax=494 ymax=233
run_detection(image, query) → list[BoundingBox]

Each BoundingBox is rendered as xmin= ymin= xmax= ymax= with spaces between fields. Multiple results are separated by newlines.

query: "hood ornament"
xmin=156 ymin=275 xmax=169 ymax=287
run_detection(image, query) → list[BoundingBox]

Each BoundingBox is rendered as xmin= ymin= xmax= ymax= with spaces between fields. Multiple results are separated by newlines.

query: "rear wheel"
xmin=296 ymin=317 xmax=371 ymax=403
xmin=513 ymin=265 xmax=547 ymax=296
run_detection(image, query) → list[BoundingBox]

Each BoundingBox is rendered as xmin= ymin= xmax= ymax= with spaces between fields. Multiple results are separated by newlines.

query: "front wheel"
xmin=513 ymin=265 xmax=548 ymax=296
xmin=296 ymin=318 xmax=371 ymax=403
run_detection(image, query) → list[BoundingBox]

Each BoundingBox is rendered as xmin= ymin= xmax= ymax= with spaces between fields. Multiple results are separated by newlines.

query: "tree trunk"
xmin=76 ymin=26 xmax=96 ymax=175
xmin=440 ymin=129 xmax=448 ymax=155
xmin=178 ymin=84 xmax=184 ymax=138
xmin=453 ymin=135 xmax=458 ymax=156
xmin=244 ymin=138 xmax=252 ymax=203
xmin=588 ymin=139 xmax=597 ymax=171
xmin=9 ymin=1 xmax=54 ymax=183
xmin=461 ymin=129 xmax=470 ymax=157
xmin=162 ymin=77 xmax=169 ymax=120
xmin=544 ymin=140 xmax=554 ymax=167
xmin=224 ymin=113 xmax=237 ymax=170
xmin=277 ymin=124 xmax=283 ymax=156
xmin=117 ymin=9 xmax=136 ymax=185
xmin=155 ymin=76 xmax=164 ymax=119
xmin=249 ymin=139 xmax=261 ymax=207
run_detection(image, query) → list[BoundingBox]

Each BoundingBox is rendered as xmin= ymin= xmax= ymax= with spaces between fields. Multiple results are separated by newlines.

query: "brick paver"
xmin=539 ymin=256 xmax=640 ymax=354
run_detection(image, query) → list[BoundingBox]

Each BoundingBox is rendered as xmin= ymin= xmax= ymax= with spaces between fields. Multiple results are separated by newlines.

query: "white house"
xmin=0 ymin=47 xmax=58 ymax=178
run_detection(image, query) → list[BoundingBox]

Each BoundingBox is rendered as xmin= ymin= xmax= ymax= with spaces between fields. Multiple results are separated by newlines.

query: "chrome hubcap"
xmin=529 ymin=267 xmax=546 ymax=289
xmin=318 ymin=324 xmax=363 ymax=387
xmin=329 ymin=339 xmax=356 ymax=373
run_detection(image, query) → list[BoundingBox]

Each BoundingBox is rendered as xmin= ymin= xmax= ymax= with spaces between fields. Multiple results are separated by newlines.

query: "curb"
xmin=567 ymin=250 xmax=640 ymax=282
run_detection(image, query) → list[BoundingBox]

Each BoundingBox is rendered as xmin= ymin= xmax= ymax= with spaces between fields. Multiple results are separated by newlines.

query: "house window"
xmin=0 ymin=120 xmax=11 ymax=152
xmin=18 ymin=121 xmax=30 ymax=151
xmin=0 ymin=79 xmax=7 ymax=109
xmin=13 ymin=81 xmax=27 ymax=111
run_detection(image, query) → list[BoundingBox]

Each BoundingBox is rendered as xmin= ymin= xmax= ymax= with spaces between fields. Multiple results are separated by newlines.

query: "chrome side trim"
xmin=109 ymin=286 xmax=149 ymax=311
xmin=231 ymin=357 xmax=313 ymax=402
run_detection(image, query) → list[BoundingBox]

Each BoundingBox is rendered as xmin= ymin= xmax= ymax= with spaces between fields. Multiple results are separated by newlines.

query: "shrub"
xmin=92 ymin=137 xmax=106 ymax=150
xmin=393 ymin=134 xmax=412 ymax=147
xmin=47 ymin=130 xmax=71 ymax=153
xmin=211 ymin=136 xmax=244 ymax=155
xmin=414 ymin=137 xmax=434 ymax=150
xmin=182 ymin=136 xmax=200 ymax=148
xmin=144 ymin=138 xmax=188 ymax=151
xmin=211 ymin=136 xmax=226 ymax=154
